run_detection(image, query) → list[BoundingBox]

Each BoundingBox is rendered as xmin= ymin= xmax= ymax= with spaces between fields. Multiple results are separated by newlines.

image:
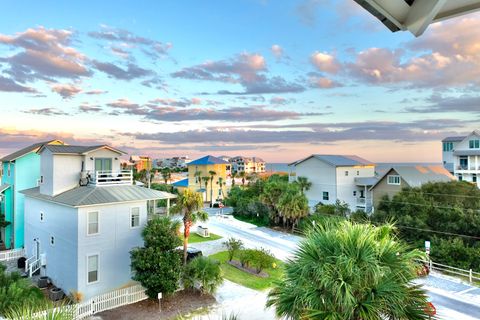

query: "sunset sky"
xmin=0 ymin=0 xmax=479 ymax=163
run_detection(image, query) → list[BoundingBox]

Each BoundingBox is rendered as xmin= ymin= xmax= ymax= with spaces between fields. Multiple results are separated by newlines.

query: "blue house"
xmin=0 ymin=140 xmax=64 ymax=249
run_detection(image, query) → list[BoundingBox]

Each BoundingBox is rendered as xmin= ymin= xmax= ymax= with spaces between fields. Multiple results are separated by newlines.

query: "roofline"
xmin=37 ymin=144 xmax=127 ymax=155
xmin=1 ymin=140 xmax=64 ymax=162
xmin=369 ymin=167 xmax=398 ymax=190
xmin=291 ymin=154 xmax=375 ymax=167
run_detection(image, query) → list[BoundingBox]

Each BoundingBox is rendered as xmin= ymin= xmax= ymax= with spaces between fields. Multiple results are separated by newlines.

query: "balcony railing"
xmin=356 ymin=197 xmax=372 ymax=207
xmin=456 ymin=165 xmax=480 ymax=170
xmin=89 ymin=170 xmax=133 ymax=186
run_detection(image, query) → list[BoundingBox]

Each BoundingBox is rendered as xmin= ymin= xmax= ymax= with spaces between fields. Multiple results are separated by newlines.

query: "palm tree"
xmin=217 ymin=177 xmax=226 ymax=199
xmin=194 ymin=170 xmax=202 ymax=184
xmin=171 ymin=189 xmax=208 ymax=264
xmin=239 ymin=171 xmax=246 ymax=187
xmin=267 ymin=221 xmax=430 ymax=320
xmin=161 ymin=168 xmax=172 ymax=184
xmin=208 ymin=170 xmax=217 ymax=206
xmin=278 ymin=185 xmax=309 ymax=231
xmin=202 ymin=176 xmax=210 ymax=202
xmin=295 ymin=176 xmax=312 ymax=194
xmin=231 ymin=171 xmax=237 ymax=186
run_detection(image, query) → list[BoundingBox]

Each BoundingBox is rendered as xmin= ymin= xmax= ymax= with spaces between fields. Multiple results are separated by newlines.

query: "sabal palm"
xmin=209 ymin=170 xmax=217 ymax=205
xmin=231 ymin=171 xmax=237 ymax=186
xmin=217 ymin=177 xmax=225 ymax=199
xmin=267 ymin=221 xmax=430 ymax=320
xmin=171 ymin=189 xmax=208 ymax=264
xmin=239 ymin=171 xmax=246 ymax=187
xmin=296 ymin=176 xmax=312 ymax=194
xmin=278 ymin=185 xmax=309 ymax=231
xmin=202 ymin=176 xmax=210 ymax=202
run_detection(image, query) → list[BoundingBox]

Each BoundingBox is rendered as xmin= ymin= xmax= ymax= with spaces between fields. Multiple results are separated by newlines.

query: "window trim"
xmin=322 ymin=191 xmax=329 ymax=201
xmin=87 ymin=211 xmax=99 ymax=236
xmin=86 ymin=254 xmax=100 ymax=285
xmin=387 ymin=175 xmax=401 ymax=185
xmin=130 ymin=207 xmax=140 ymax=229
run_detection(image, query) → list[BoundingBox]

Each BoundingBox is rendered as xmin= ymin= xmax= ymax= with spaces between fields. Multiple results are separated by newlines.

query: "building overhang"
xmin=0 ymin=184 xmax=10 ymax=194
xmin=354 ymin=0 xmax=480 ymax=37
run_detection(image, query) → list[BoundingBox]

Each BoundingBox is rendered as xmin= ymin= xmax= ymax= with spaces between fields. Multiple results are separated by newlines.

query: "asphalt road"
xmin=202 ymin=208 xmax=480 ymax=320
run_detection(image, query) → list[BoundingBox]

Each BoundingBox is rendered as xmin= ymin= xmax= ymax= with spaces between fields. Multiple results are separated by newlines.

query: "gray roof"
xmin=1 ymin=140 xmax=59 ymax=162
xmin=371 ymin=165 xmax=454 ymax=189
xmin=294 ymin=154 xmax=373 ymax=167
xmin=453 ymin=150 xmax=480 ymax=156
xmin=442 ymin=136 xmax=466 ymax=142
xmin=354 ymin=177 xmax=379 ymax=186
xmin=21 ymin=185 xmax=176 ymax=207
xmin=39 ymin=144 xmax=125 ymax=155
xmin=0 ymin=183 xmax=10 ymax=193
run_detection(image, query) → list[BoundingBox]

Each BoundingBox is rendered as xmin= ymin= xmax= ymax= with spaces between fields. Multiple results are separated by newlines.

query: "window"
xmin=459 ymin=156 xmax=468 ymax=169
xmin=473 ymin=174 xmax=477 ymax=183
xmin=50 ymin=236 xmax=55 ymax=246
xmin=322 ymin=192 xmax=329 ymax=201
xmin=87 ymin=255 xmax=99 ymax=283
xmin=345 ymin=171 xmax=349 ymax=176
xmin=458 ymin=174 xmax=463 ymax=181
xmin=443 ymin=142 xmax=454 ymax=151
xmin=40 ymin=212 xmax=44 ymax=222
xmin=130 ymin=207 xmax=140 ymax=228
xmin=94 ymin=158 xmax=112 ymax=171
xmin=87 ymin=211 xmax=99 ymax=235
xmin=469 ymin=140 xmax=480 ymax=149
xmin=356 ymin=171 xmax=360 ymax=176
xmin=387 ymin=175 xmax=401 ymax=185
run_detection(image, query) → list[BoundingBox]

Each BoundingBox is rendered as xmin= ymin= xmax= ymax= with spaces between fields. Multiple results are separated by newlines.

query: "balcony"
xmin=456 ymin=165 xmax=480 ymax=172
xmin=88 ymin=170 xmax=133 ymax=186
xmin=356 ymin=197 xmax=372 ymax=207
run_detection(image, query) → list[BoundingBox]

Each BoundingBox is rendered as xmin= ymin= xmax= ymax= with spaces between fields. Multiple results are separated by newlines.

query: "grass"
xmin=209 ymin=251 xmax=284 ymax=291
xmin=232 ymin=214 xmax=269 ymax=227
xmin=181 ymin=232 xmax=223 ymax=243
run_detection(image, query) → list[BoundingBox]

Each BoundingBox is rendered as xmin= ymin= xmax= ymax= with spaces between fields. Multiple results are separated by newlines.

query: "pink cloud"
xmin=311 ymin=51 xmax=341 ymax=74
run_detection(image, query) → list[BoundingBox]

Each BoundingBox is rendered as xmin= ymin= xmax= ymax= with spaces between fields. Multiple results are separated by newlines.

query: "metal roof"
xmin=0 ymin=184 xmax=10 ymax=193
xmin=21 ymin=185 xmax=176 ymax=207
xmin=172 ymin=178 xmax=189 ymax=188
xmin=442 ymin=136 xmax=466 ymax=142
xmin=453 ymin=150 xmax=480 ymax=156
xmin=1 ymin=140 xmax=61 ymax=162
xmin=355 ymin=177 xmax=379 ymax=186
xmin=293 ymin=154 xmax=374 ymax=167
xmin=39 ymin=144 xmax=125 ymax=155
xmin=188 ymin=155 xmax=229 ymax=166
xmin=370 ymin=165 xmax=454 ymax=189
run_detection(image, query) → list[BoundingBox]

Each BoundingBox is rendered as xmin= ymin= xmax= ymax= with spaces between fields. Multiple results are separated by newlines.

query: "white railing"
xmin=419 ymin=259 xmax=480 ymax=283
xmin=28 ymin=258 xmax=41 ymax=277
xmin=355 ymin=198 xmax=372 ymax=207
xmin=0 ymin=248 xmax=24 ymax=262
xmin=25 ymin=256 xmax=35 ymax=272
xmin=28 ymin=284 xmax=148 ymax=320
xmin=89 ymin=170 xmax=133 ymax=186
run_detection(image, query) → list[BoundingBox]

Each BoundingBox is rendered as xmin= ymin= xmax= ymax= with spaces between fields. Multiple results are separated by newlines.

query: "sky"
xmin=0 ymin=0 xmax=479 ymax=163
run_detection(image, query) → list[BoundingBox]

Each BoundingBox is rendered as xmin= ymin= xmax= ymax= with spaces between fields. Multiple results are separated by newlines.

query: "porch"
xmin=87 ymin=170 xmax=133 ymax=186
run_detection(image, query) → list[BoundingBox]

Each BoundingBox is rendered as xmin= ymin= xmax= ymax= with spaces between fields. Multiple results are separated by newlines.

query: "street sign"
xmin=425 ymin=240 xmax=431 ymax=255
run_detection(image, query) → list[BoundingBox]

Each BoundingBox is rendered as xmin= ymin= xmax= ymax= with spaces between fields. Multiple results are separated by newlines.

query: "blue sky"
xmin=0 ymin=0 xmax=479 ymax=162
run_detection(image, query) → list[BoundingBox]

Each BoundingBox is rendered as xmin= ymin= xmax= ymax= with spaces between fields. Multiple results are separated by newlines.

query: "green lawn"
xmin=181 ymin=232 xmax=223 ymax=243
xmin=232 ymin=214 xmax=270 ymax=227
xmin=209 ymin=251 xmax=284 ymax=290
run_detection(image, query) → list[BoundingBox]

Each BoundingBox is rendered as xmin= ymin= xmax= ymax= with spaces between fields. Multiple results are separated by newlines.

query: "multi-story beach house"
xmin=442 ymin=130 xmax=480 ymax=187
xmin=21 ymin=144 xmax=176 ymax=299
xmin=289 ymin=154 xmax=376 ymax=212
xmin=230 ymin=156 xmax=266 ymax=174
xmin=0 ymin=140 xmax=64 ymax=249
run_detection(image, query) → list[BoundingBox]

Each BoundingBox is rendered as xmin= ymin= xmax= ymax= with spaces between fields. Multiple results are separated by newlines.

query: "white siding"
xmin=336 ymin=166 xmax=375 ymax=210
xmin=77 ymin=201 xmax=147 ymax=299
xmin=52 ymin=155 xmax=83 ymax=196
xmin=295 ymin=157 xmax=337 ymax=207
xmin=83 ymin=149 xmax=122 ymax=172
xmin=39 ymin=149 xmax=54 ymax=195
xmin=24 ymin=197 xmax=78 ymax=294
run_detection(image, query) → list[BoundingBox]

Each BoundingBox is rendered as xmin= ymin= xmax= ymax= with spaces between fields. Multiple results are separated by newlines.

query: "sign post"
xmin=425 ymin=240 xmax=431 ymax=256
xmin=158 ymin=292 xmax=162 ymax=312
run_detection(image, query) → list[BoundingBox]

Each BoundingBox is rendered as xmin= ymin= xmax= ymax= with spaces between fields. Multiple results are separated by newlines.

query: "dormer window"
xmin=443 ymin=142 xmax=454 ymax=151
xmin=469 ymin=140 xmax=480 ymax=149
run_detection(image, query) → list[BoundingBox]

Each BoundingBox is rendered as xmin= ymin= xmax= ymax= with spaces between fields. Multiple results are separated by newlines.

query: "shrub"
xmin=238 ymin=249 xmax=255 ymax=268
xmin=223 ymin=238 xmax=244 ymax=261
xmin=237 ymin=248 xmax=275 ymax=274
xmin=183 ymin=257 xmax=223 ymax=294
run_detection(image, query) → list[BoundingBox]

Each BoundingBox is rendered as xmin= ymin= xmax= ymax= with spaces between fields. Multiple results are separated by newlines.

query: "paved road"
xmin=201 ymin=208 xmax=480 ymax=320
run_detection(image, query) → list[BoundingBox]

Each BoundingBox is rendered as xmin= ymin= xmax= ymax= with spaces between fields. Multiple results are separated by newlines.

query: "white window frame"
xmin=87 ymin=211 xmax=99 ymax=236
xmin=130 ymin=207 xmax=140 ymax=229
xmin=387 ymin=175 xmax=401 ymax=185
xmin=322 ymin=191 xmax=329 ymax=201
xmin=87 ymin=254 xmax=99 ymax=284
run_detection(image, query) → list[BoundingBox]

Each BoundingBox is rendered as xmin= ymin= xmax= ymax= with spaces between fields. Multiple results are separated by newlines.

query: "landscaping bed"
xmin=209 ymin=251 xmax=284 ymax=291
xmin=97 ymin=290 xmax=216 ymax=320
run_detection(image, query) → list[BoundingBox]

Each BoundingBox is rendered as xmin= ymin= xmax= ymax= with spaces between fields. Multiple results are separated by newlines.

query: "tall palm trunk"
xmin=183 ymin=218 xmax=192 ymax=265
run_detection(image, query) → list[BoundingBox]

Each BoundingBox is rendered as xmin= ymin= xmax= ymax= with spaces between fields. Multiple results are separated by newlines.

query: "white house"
xmin=21 ymin=144 xmax=176 ymax=299
xmin=444 ymin=130 xmax=480 ymax=187
xmin=289 ymin=154 xmax=376 ymax=212
xmin=442 ymin=135 xmax=465 ymax=174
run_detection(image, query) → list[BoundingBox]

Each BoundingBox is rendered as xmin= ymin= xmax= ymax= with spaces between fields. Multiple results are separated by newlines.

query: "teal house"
xmin=0 ymin=140 xmax=63 ymax=249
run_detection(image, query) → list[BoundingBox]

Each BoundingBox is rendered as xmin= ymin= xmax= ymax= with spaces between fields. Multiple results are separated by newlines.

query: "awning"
xmin=0 ymin=184 xmax=10 ymax=193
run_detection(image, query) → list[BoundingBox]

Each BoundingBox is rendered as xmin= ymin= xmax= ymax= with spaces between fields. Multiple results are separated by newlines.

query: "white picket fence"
xmin=418 ymin=259 xmax=480 ymax=284
xmin=0 ymin=248 xmax=24 ymax=262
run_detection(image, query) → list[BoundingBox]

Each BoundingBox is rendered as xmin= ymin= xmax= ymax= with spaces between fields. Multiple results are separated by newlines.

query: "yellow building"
xmin=174 ymin=155 xmax=230 ymax=203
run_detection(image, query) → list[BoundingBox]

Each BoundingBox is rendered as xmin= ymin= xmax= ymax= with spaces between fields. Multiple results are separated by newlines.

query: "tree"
xmin=209 ymin=170 xmax=217 ymax=206
xmin=217 ymin=177 xmax=226 ymax=199
xmin=267 ymin=221 xmax=430 ymax=320
xmin=223 ymin=237 xmax=244 ymax=261
xmin=130 ymin=217 xmax=183 ymax=298
xmin=202 ymin=176 xmax=210 ymax=202
xmin=260 ymin=179 xmax=288 ymax=224
xmin=278 ymin=184 xmax=309 ymax=231
xmin=171 ymin=189 xmax=209 ymax=264
xmin=160 ymin=168 xmax=172 ymax=184
xmin=182 ymin=257 xmax=223 ymax=295
xmin=194 ymin=171 xmax=202 ymax=184
xmin=231 ymin=171 xmax=237 ymax=186
xmin=239 ymin=171 xmax=246 ymax=187
xmin=295 ymin=176 xmax=312 ymax=194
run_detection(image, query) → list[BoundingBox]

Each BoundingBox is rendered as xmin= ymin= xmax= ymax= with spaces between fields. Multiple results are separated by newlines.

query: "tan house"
xmin=370 ymin=165 xmax=455 ymax=212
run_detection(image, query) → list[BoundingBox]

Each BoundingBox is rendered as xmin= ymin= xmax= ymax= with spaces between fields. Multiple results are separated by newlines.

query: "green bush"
xmin=183 ymin=257 xmax=223 ymax=294
xmin=130 ymin=217 xmax=183 ymax=298
xmin=238 ymin=249 xmax=255 ymax=268
xmin=237 ymin=248 xmax=275 ymax=274
xmin=223 ymin=237 xmax=244 ymax=261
